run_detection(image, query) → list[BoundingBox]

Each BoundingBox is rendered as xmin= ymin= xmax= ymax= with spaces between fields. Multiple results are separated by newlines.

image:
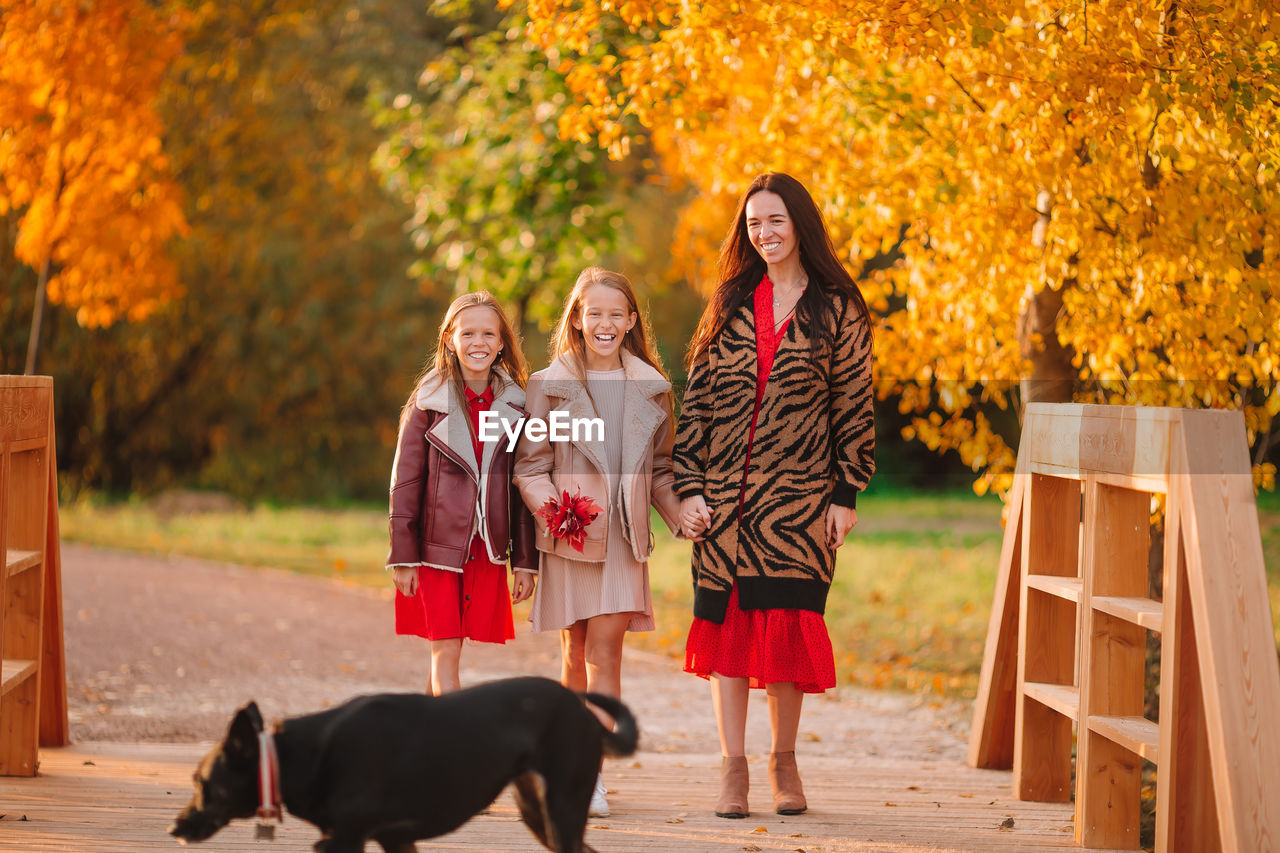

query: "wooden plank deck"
xmin=0 ymin=742 xmax=1121 ymax=852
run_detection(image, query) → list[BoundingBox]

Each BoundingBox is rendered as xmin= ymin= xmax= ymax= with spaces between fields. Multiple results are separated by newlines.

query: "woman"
xmin=674 ymin=173 xmax=875 ymax=818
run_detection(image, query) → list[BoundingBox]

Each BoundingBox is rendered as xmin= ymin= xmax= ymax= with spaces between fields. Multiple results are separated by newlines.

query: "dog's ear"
xmin=224 ymin=701 xmax=264 ymax=768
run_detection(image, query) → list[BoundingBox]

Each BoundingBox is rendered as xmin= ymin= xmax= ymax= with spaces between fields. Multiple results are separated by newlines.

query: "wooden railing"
xmin=1 ymin=375 xmax=68 ymax=775
xmin=969 ymin=403 xmax=1280 ymax=851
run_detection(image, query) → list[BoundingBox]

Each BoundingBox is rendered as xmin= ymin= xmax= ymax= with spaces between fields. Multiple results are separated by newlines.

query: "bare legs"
xmin=765 ymin=682 xmax=803 ymax=752
xmin=711 ymin=676 xmax=804 ymax=754
xmin=561 ymin=612 xmax=633 ymax=817
xmin=559 ymin=612 xmax=632 ymax=699
xmin=710 ymin=676 xmax=807 ymax=816
xmin=428 ymin=638 xmax=462 ymax=695
xmin=711 ymin=675 xmax=750 ymax=756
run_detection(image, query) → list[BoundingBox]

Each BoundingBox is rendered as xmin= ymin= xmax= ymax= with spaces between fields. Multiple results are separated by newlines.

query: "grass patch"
xmin=60 ymin=487 xmax=1280 ymax=700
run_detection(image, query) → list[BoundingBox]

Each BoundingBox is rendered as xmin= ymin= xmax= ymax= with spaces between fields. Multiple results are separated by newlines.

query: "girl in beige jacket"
xmin=514 ymin=267 xmax=682 ymax=816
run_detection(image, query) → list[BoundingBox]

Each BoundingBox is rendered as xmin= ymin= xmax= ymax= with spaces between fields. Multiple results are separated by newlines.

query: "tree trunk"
xmin=1018 ymin=189 xmax=1076 ymax=408
xmin=24 ymin=257 xmax=51 ymax=376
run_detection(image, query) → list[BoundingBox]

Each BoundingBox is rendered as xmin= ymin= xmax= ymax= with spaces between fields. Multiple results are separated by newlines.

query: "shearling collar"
xmin=534 ymin=351 xmax=672 ymax=521
xmin=416 ymin=367 xmax=524 ymax=413
xmin=416 ymin=368 xmax=526 ymax=484
xmin=538 ymin=349 xmax=671 ymax=400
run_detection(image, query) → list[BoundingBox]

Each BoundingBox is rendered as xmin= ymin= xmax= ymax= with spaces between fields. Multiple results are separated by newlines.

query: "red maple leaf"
xmin=535 ymin=486 xmax=604 ymax=553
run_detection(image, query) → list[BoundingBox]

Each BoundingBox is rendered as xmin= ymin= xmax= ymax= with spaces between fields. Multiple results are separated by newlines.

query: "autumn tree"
xmin=522 ymin=0 xmax=1280 ymax=494
xmin=1 ymin=1 xmax=472 ymax=499
xmin=0 ymin=0 xmax=187 ymax=373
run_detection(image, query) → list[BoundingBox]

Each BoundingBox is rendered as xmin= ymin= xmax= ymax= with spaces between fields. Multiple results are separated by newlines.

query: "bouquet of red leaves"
xmin=535 ymin=486 xmax=604 ymax=553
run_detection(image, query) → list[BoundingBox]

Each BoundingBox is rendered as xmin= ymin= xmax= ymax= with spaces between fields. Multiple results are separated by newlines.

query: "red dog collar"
xmin=255 ymin=730 xmax=283 ymax=838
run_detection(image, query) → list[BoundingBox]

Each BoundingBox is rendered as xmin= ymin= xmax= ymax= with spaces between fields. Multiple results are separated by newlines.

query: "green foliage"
xmin=373 ymin=1 xmax=649 ymax=333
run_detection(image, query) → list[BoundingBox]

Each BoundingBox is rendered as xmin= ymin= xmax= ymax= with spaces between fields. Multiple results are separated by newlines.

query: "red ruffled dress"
xmin=684 ymin=275 xmax=837 ymax=693
xmin=395 ymin=384 xmax=517 ymax=644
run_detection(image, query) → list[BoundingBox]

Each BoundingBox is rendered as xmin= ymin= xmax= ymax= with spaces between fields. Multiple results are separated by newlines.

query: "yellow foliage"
xmin=526 ymin=0 xmax=1280 ymax=494
xmin=0 ymin=0 xmax=188 ymax=327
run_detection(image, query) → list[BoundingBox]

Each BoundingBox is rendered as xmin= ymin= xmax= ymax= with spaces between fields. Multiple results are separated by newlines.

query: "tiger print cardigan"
xmin=673 ymin=287 xmax=875 ymax=623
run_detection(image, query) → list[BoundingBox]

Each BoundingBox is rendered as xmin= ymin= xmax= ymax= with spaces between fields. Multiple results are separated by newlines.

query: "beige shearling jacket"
xmin=513 ymin=351 xmax=682 ymax=563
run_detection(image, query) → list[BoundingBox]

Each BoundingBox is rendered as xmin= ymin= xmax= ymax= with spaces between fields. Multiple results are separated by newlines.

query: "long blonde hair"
xmin=549 ymin=267 xmax=666 ymax=378
xmin=402 ymin=291 xmax=528 ymax=428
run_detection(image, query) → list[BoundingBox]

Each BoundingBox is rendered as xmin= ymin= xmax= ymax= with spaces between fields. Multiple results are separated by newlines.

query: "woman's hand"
xmin=825 ymin=504 xmax=858 ymax=549
xmin=391 ymin=566 xmax=418 ymax=597
xmin=680 ymin=495 xmax=713 ymax=541
xmin=511 ymin=570 xmax=536 ymax=603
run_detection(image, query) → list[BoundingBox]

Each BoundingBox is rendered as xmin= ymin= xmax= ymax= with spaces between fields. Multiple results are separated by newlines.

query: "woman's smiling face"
xmin=745 ymin=190 xmax=798 ymax=267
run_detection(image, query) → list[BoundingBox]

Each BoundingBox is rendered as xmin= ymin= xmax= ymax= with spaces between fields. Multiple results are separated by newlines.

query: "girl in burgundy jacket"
xmin=387 ymin=291 xmax=538 ymax=696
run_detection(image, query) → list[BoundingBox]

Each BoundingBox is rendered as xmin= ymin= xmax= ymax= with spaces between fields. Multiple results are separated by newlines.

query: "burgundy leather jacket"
xmin=387 ymin=370 xmax=536 ymax=573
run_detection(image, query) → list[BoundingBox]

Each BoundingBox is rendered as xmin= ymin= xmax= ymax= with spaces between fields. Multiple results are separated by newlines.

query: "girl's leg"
xmin=580 ymin=612 xmax=631 ymax=818
xmin=710 ymin=675 xmax=751 ymax=818
xmin=429 ymin=638 xmax=462 ymax=695
xmin=560 ymin=621 xmax=588 ymax=692
xmin=765 ymin=682 xmax=807 ymax=814
xmin=582 ymin=612 xmax=632 ymax=699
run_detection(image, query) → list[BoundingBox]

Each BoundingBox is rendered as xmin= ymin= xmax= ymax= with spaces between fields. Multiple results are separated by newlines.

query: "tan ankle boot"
xmin=770 ymin=751 xmax=807 ymax=815
xmin=714 ymin=755 xmax=749 ymax=818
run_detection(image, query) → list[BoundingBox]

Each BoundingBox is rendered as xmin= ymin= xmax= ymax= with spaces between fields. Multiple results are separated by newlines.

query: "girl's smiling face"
xmin=573 ymin=283 xmax=637 ymax=371
xmin=446 ymin=305 xmax=503 ymax=384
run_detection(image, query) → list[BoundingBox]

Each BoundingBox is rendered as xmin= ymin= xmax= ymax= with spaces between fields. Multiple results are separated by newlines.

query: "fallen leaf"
xmin=742 ymin=847 xmax=762 ymax=852
xmin=906 ymin=785 xmax=920 ymax=790
xmin=82 ymin=760 xmax=96 ymax=766
xmin=665 ymin=818 xmax=683 ymax=824
xmin=751 ymin=825 xmax=769 ymax=833
xmin=999 ymin=816 xmax=1015 ymax=830
xmin=958 ymin=793 xmax=974 ymax=798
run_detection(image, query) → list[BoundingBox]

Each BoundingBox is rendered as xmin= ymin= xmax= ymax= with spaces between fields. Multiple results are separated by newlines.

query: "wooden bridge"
xmin=0 ymin=741 xmax=1106 ymax=852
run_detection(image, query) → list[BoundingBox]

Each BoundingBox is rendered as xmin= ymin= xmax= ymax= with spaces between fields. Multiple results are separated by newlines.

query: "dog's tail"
xmin=581 ymin=692 xmax=639 ymax=757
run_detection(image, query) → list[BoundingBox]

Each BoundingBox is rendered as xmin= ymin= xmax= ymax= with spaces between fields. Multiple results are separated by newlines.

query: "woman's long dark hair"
xmin=685 ymin=173 xmax=870 ymax=369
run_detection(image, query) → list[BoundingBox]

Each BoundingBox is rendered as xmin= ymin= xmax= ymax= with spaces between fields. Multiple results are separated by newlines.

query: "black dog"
xmin=170 ymin=676 xmax=637 ymax=853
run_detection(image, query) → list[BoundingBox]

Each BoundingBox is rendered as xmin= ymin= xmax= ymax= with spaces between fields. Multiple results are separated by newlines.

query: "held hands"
xmin=826 ymin=504 xmax=858 ymax=549
xmin=511 ymin=571 xmax=535 ymax=603
xmin=679 ymin=495 xmax=714 ymax=541
xmin=391 ymin=566 xmax=418 ymax=597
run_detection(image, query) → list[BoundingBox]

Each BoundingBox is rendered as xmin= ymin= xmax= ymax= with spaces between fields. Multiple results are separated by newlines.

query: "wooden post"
xmin=0 ymin=376 xmax=67 ymax=774
xmin=1076 ymin=480 xmax=1150 ymax=849
xmin=967 ymin=473 xmax=1025 ymax=769
xmin=39 ymin=427 xmax=67 ymax=748
xmin=1014 ymin=473 xmax=1080 ymax=802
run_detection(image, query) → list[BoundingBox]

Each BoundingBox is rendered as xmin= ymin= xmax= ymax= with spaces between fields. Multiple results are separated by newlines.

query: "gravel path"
xmin=62 ymin=542 xmax=971 ymax=764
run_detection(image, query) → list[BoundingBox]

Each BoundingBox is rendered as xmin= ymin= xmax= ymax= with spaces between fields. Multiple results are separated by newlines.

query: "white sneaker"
xmin=589 ymin=773 xmax=610 ymax=817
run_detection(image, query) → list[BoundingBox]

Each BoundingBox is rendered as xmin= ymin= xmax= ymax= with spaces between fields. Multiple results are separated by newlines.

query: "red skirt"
xmin=684 ymin=584 xmax=836 ymax=693
xmin=395 ymin=535 xmax=515 ymax=644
